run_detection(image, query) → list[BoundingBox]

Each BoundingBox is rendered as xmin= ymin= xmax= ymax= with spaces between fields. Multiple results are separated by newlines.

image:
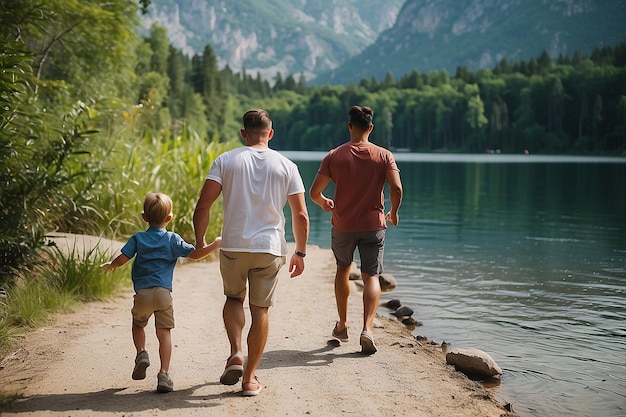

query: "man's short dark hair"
xmin=348 ymin=106 xmax=374 ymax=130
xmin=243 ymin=109 xmax=272 ymax=132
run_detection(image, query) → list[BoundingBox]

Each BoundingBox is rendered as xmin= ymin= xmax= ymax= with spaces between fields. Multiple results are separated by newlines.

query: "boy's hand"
xmin=101 ymin=262 xmax=115 ymax=271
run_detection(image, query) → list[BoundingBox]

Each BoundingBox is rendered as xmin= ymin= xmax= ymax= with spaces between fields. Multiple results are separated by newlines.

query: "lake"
xmin=282 ymin=151 xmax=626 ymax=417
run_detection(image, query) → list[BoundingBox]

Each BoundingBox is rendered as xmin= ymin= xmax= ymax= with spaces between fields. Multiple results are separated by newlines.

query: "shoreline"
xmin=0 ymin=234 xmax=518 ymax=416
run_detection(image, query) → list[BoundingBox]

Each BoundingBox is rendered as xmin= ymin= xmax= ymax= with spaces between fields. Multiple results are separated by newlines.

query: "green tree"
xmin=148 ymin=24 xmax=170 ymax=74
xmin=16 ymin=0 xmax=140 ymax=100
xmin=0 ymin=0 xmax=142 ymax=282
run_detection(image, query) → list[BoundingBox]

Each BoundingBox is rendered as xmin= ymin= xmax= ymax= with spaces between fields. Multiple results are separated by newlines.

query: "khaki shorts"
xmin=220 ymin=251 xmax=286 ymax=307
xmin=131 ymin=287 xmax=175 ymax=329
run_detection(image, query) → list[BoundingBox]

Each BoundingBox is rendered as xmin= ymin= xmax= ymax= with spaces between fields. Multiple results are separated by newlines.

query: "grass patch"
xmin=37 ymin=244 xmax=125 ymax=302
xmin=4 ymin=282 xmax=75 ymax=327
xmin=0 ymin=241 xmax=128 ymax=356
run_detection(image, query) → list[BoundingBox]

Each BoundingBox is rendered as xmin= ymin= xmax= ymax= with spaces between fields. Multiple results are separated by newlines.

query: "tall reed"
xmin=96 ymin=115 xmax=237 ymax=243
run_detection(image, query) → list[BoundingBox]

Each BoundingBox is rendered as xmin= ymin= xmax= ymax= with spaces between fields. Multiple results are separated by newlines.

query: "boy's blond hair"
xmin=143 ymin=193 xmax=173 ymax=225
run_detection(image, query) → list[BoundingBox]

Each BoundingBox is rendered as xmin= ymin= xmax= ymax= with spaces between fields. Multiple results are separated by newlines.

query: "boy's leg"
xmin=131 ymin=323 xmax=151 ymax=380
xmin=155 ymin=327 xmax=174 ymax=393
xmin=132 ymin=322 xmax=147 ymax=354
xmin=153 ymin=287 xmax=175 ymax=392
xmin=155 ymin=327 xmax=172 ymax=373
xmin=130 ymin=289 xmax=151 ymax=380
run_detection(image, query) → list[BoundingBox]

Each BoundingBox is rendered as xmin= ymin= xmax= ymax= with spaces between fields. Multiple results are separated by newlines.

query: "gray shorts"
xmin=219 ymin=250 xmax=286 ymax=307
xmin=331 ymin=228 xmax=385 ymax=276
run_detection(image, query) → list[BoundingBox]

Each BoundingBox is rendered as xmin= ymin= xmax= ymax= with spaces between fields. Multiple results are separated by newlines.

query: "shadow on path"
xmin=258 ymin=339 xmax=367 ymax=370
xmin=0 ymin=383 xmax=228 ymax=414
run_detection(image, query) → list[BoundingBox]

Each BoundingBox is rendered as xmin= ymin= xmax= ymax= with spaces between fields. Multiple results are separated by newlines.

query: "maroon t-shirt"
xmin=318 ymin=141 xmax=398 ymax=232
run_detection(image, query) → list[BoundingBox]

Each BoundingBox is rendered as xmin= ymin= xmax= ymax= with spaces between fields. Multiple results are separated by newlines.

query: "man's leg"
xmin=223 ymin=296 xmax=245 ymax=357
xmin=361 ymin=272 xmax=381 ymax=335
xmin=334 ymin=263 xmax=351 ymax=331
xmin=242 ymin=304 xmax=269 ymax=384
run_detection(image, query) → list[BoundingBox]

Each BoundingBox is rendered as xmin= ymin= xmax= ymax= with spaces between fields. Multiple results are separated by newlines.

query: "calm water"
xmin=283 ymin=151 xmax=626 ymax=417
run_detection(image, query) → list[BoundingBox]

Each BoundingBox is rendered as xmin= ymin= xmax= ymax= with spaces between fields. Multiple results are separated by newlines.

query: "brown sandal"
xmin=220 ymin=353 xmax=244 ymax=385
xmin=242 ymin=376 xmax=265 ymax=396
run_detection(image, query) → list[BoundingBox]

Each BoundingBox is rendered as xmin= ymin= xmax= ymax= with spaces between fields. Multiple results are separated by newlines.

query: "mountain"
xmin=140 ymin=0 xmax=403 ymax=82
xmin=319 ymin=0 xmax=626 ymax=84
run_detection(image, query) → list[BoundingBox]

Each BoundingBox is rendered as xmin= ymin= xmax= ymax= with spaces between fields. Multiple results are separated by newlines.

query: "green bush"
xmin=36 ymin=243 xmax=128 ymax=302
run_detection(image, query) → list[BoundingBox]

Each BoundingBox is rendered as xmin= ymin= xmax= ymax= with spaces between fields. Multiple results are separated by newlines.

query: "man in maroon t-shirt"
xmin=310 ymin=105 xmax=403 ymax=355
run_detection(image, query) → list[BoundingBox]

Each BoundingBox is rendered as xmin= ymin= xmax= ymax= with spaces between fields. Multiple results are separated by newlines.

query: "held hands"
xmin=190 ymin=236 xmax=222 ymax=260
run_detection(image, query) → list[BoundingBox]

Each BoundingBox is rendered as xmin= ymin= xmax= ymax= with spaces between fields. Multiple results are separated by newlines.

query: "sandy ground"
xmin=0 ymin=234 xmax=517 ymax=417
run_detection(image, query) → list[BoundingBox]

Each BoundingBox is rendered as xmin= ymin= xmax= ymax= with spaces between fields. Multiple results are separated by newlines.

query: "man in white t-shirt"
xmin=193 ymin=109 xmax=309 ymax=396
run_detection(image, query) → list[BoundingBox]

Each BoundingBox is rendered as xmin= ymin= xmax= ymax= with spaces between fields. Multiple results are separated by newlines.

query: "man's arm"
xmin=287 ymin=192 xmax=309 ymax=278
xmin=193 ymin=179 xmax=222 ymax=247
xmin=309 ymin=173 xmax=334 ymax=212
xmin=385 ymin=169 xmax=403 ymax=226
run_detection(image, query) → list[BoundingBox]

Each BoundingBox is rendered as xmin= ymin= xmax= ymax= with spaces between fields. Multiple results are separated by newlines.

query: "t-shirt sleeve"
xmin=120 ymin=235 xmax=137 ymax=259
xmin=171 ymin=233 xmax=195 ymax=258
xmin=206 ymin=156 xmax=223 ymax=184
xmin=386 ymin=150 xmax=399 ymax=172
xmin=318 ymin=151 xmax=332 ymax=178
xmin=287 ymin=162 xmax=306 ymax=196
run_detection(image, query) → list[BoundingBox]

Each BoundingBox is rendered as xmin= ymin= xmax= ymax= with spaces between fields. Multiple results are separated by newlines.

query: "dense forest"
xmin=146 ymin=23 xmax=626 ymax=154
xmin=1 ymin=0 xmax=625 ymax=281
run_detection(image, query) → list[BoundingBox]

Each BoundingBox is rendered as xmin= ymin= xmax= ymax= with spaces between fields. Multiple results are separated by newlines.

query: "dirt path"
xmin=0 ymin=235 xmax=516 ymax=417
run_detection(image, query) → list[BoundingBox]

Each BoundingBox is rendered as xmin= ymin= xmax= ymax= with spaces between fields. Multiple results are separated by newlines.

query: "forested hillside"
xmin=129 ymin=24 xmax=626 ymax=155
xmin=141 ymin=0 xmax=403 ymax=82
xmin=320 ymin=0 xmax=626 ymax=85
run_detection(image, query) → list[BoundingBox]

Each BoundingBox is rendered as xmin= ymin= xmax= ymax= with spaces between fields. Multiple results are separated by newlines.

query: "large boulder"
xmin=391 ymin=305 xmax=414 ymax=317
xmin=445 ymin=348 xmax=502 ymax=379
xmin=378 ymin=273 xmax=397 ymax=291
xmin=383 ymin=299 xmax=402 ymax=310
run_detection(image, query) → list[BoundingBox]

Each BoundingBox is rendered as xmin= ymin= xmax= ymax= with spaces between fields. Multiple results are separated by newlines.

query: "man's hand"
xmin=385 ymin=211 xmax=399 ymax=226
xmin=288 ymin=254 xmax=305 ymax=278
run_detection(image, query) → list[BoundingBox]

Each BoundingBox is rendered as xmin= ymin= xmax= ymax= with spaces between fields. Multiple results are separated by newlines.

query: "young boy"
xmin=102 ymin=192 xmax=220 ymax=393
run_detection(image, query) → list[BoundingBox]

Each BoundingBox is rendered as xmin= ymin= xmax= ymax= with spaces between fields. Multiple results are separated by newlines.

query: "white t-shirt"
xmin=207 ymin=146 xmax=305 ymax=256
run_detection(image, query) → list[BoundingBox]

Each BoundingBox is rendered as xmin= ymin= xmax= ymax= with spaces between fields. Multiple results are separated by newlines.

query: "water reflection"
xmin=287 ymin=153 xmax=626 ymax=417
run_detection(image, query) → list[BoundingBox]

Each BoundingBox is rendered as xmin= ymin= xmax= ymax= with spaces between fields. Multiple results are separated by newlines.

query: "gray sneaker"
xmin=157 ymin=372 xmax=173 ymax=393
xmin=359 ymin=331 xmax=378 ymax=355
xmin=132 ymin=351 xmax=150 ymax=380
xmin=332 ymin=322 xmax=349 ymax=342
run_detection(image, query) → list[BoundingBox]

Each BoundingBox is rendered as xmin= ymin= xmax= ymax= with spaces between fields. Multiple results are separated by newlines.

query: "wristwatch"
xmin=295 ymin=251 xmax=306 ymax=258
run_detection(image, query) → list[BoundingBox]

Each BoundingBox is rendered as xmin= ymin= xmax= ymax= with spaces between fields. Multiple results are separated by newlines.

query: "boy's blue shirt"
xmin=121 ymin=226 xmax=195 ymax=292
